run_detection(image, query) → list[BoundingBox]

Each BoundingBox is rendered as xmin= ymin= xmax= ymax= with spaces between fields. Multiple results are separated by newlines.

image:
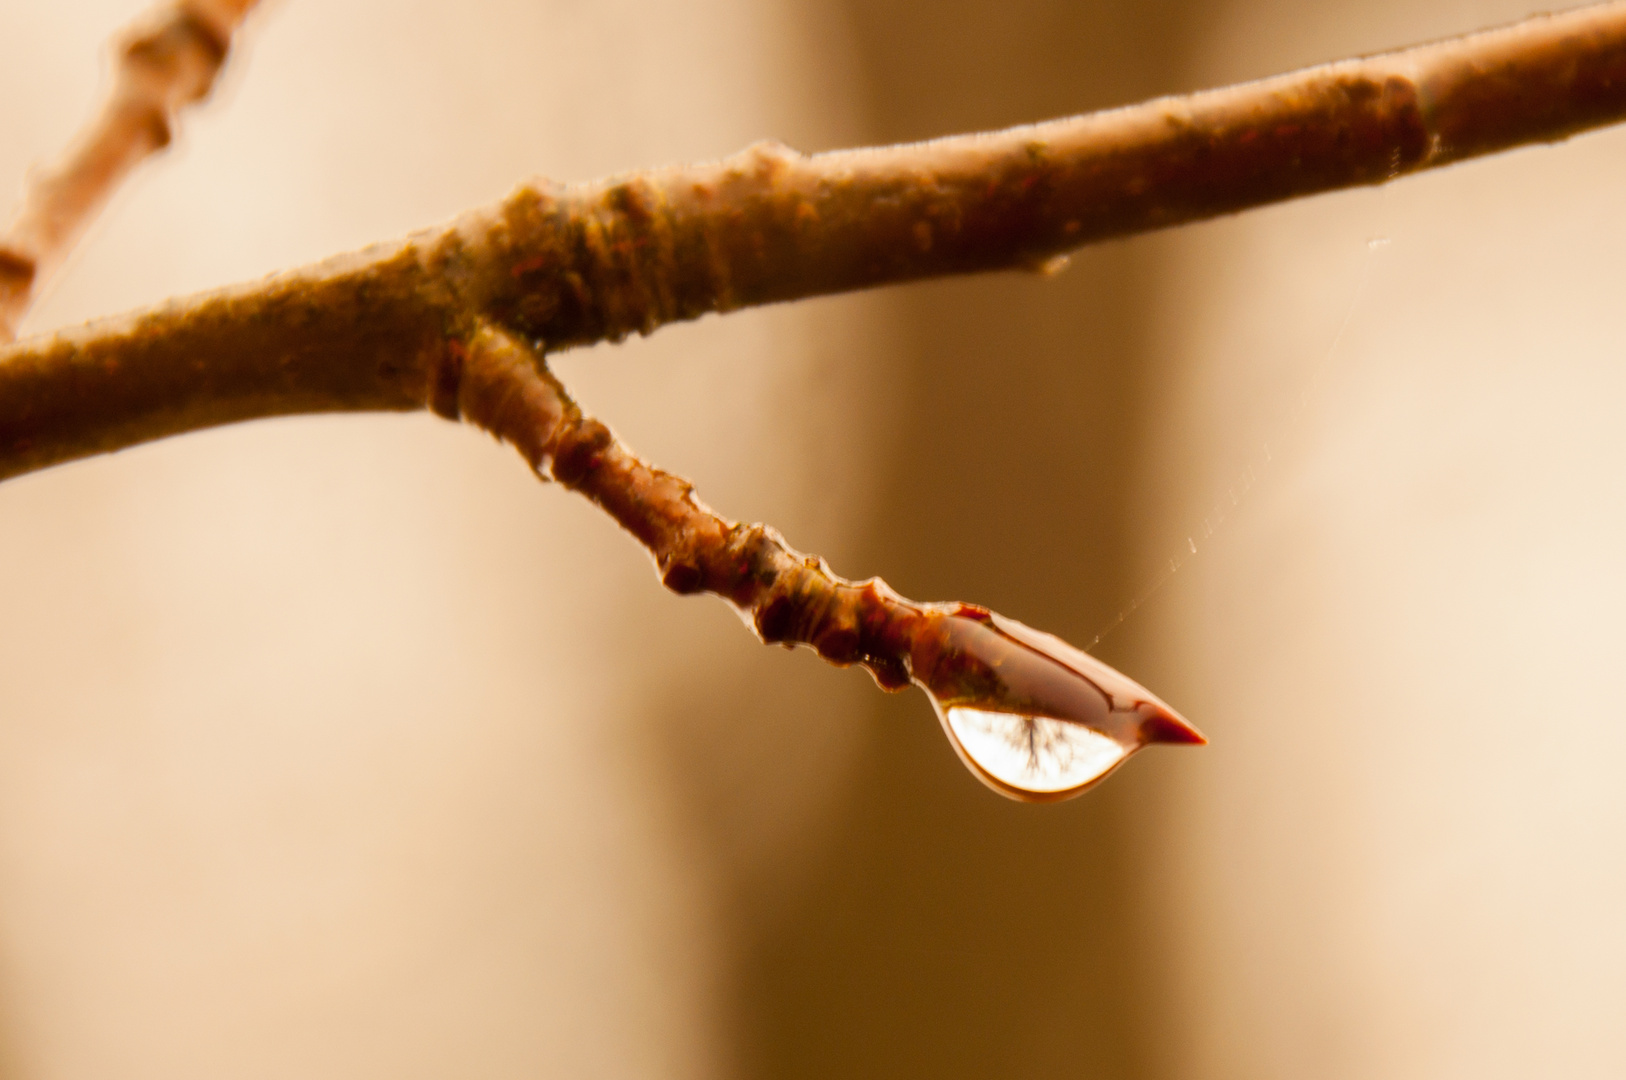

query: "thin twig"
xmin=453 ymin=322 xmax=1204 ymax=799
xmin=6 ymin=2 xmax=1626 ymax=481
xmin=0 ymin=0 xmax=260 ymax=341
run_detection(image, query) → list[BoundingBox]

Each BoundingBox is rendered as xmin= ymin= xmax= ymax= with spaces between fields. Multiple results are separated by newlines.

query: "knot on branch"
xmin=437 ymin=321 xmax=923 ymax=691
xmin=483 ymin=173 xmax=689 ymax=351
xmin=121 ymin=5 xmax=230 ymax=110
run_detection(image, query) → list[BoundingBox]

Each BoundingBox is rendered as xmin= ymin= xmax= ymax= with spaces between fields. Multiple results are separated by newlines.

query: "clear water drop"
xmin=913 ymin=608 xmax=1204 ymax=801
xmin=939 ymin=705 xmax=1130 ymax=799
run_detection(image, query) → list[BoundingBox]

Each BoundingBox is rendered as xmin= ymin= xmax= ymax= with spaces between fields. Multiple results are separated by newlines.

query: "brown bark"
xmin=6 ymin=2 xmax=1626 ymax=483
xmin=450 ymin=323 xmax=1201 ymax=801
xmin=3 ymin=1 xmax=1625 ymax=797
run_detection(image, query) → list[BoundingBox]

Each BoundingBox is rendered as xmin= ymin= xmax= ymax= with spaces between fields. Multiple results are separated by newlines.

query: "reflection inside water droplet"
xmin=939 ymin=705 xmax=1129 ymax=799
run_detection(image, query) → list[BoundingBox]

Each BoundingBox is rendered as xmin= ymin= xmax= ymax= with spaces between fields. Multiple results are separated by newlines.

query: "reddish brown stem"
xmin=6 ymin=3 xmax=1626 ymax=481
xmin=452 ymin=322 xmax=1202 ymax=790
xmin=0 ymin=0 xmax=260 ymax=341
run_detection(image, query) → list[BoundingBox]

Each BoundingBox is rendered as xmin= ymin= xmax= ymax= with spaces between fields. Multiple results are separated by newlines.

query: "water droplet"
xmin=914 ymin=609 xmax=1205 ymax=801
xmin=1187 ymin=537 xmax=1197 ymax=554
xmin=1368 ymin=235 xmax=1391 ymax=250
xmin=939 ymin=706 xmax=1129 ymax=798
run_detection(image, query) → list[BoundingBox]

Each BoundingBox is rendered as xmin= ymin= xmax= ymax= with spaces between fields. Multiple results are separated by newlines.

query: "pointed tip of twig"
xmin=981 ymin=611 xmax=1204 ymax=743
xmin=1138 ymin=704 xmax=1207 ymax=746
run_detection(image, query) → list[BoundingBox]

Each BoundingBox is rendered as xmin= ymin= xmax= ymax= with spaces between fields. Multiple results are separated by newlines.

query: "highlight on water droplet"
xmin=911 ymin=607 xmax=1205 ymax=802
xmin=939 ymin=706 xmax=1129 ymax=797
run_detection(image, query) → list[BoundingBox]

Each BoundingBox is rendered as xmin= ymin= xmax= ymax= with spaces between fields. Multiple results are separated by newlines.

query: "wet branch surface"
xmin=5 ymin=0 xmax=1626 ymax=794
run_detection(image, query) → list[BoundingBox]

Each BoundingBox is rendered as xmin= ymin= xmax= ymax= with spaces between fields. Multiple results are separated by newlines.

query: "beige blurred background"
xmin=1 ymin=0 xmax=1623 ymax=1078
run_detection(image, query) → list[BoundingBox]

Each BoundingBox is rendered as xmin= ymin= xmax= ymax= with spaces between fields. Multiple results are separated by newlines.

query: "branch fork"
xmin=10 ymin=2 xmax=1626 ymax=795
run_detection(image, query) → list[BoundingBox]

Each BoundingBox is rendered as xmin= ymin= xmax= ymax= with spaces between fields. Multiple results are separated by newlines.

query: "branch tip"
xmin=442 ymin=323 xmax=1198 ymax=799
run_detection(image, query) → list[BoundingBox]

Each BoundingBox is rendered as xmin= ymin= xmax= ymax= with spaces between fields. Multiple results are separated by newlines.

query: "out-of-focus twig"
xmin=0 ymin=0 xmax=260 ymax=341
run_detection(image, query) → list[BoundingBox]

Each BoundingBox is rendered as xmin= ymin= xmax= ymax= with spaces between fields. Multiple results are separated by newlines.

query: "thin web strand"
xmin=1087 ymin=187 xmax=1394 ymax=651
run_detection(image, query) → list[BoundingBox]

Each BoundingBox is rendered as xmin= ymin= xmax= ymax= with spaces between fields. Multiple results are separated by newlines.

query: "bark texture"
xmin=5 ymin=2 xmax=1626 ymax=481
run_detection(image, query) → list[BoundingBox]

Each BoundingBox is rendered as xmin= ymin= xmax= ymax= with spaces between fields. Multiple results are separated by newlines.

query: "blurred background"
xmin=1 ymin=0 xmax=1624 ymax=1077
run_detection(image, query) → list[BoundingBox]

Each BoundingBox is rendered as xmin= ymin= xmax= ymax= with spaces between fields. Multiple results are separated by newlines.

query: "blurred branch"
xmin=0 ymin=0 xmax=261 ymax=341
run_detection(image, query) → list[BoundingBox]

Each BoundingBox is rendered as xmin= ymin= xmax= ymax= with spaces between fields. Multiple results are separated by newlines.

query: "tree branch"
xmin=5 ymin=1 xmax=1626 ymax=482
xmin=454 ymin=322 xmax=1204 ymax=800
xmin=0 ymin=0 xmax=260 ymax=341
xmin=16 ymin=0 xmax=1616 ymax=797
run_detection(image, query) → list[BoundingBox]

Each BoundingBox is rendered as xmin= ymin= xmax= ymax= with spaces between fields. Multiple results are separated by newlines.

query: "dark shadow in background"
xmin=717 ymin=2 xmax=1203 ymax=1077
xmin=632 ymin=0 xmax=1203 ymax=1073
